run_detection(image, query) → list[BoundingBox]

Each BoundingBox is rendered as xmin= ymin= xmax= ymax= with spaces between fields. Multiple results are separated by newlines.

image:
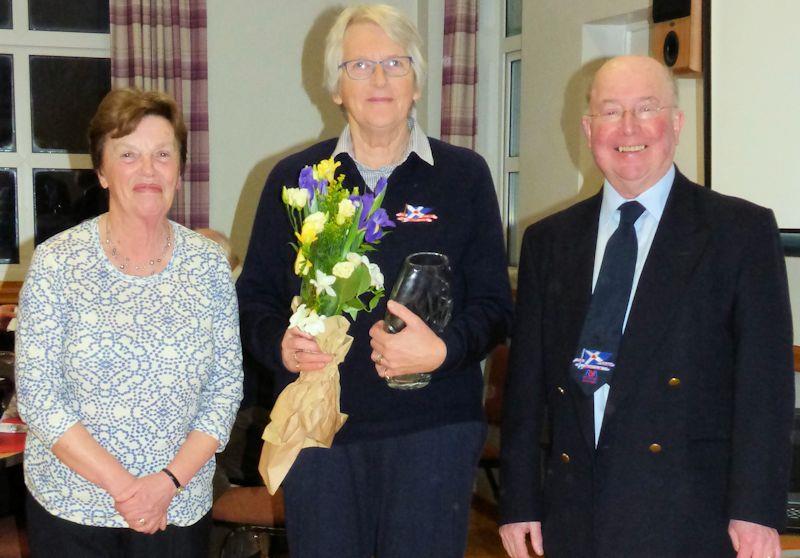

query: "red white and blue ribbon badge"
xmin=396 ymin=204 xmax=438 ymax=223
xmin=572 ymin=348 xmax=615 ymax=385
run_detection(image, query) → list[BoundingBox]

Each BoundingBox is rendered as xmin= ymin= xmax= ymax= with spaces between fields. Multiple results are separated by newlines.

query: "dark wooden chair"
xmin=212 ymin=486 xmax=288 ymax=557
xmin=480 ymin=343 xmax=509 ymax=503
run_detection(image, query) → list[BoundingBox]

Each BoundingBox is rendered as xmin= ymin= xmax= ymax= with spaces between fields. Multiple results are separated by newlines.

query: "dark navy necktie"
xmin=570 ymin=201 xmax=645 ymax=395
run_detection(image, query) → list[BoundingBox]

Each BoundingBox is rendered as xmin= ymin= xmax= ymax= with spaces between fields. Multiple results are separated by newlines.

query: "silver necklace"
xmin=104 ymin=217 xmax=172 ymax=275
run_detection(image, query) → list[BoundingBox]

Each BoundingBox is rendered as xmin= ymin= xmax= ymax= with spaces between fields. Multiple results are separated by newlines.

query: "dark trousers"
xmin=282 ymin=421 xmax=486 ymax=558
xmin=26 ymin=492 xmax=211 ymax=558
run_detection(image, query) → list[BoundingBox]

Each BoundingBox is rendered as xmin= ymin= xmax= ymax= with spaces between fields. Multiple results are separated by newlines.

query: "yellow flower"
xmin=296 ymin=212 xmax=327 ymax=245
xmin=332 ymin=261 xmax=356 ymax=279
xmin=335 ymin=198 xmax=356 ymax=225
xmin=313 ymin=158 xmax=341 ymax=185
xmin=294 ymin=251 xmax=312 ymax=276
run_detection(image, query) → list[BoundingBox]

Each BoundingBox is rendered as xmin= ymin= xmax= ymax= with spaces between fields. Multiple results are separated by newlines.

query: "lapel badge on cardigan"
xmin=396 ymin=204 xmax=438 ymax=223
xmin=572 ymin=348 xmax=616 ymax=386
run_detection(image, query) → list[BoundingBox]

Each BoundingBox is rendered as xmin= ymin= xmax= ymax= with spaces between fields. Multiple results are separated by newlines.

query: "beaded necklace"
xmin=104 ymin=217 xmax=172 ymax=275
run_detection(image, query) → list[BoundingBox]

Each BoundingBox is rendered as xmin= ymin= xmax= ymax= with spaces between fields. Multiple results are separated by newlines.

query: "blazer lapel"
xmin=561 ymin=193 xmax=603 ymax=453
xmin=601 ymin=173 xmax=710 ymax=432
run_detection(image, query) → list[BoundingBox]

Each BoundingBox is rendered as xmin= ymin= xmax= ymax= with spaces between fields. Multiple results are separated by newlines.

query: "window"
xmin=0 ymin=2 xmax=109 ymax=270
xmin=503 ymin=0 xmax=522 ymax=266
xmin=0 ymin=1 xmax=10 ymax=30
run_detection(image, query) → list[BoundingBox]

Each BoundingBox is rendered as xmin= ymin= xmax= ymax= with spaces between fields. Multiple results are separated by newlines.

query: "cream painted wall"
xmin=711 ymin=0 xmax=800 ymax=229
xmin=711 ymin=0 xmax=800 ymax=343
xmin=207 ymin=0 xmax=423 ymax=258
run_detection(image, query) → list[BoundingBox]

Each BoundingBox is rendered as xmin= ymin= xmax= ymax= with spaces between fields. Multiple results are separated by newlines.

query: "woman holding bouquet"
xmin=16 ymin=89 xmax=243 ymax=556
xmin=237 ymin=4 xmax=512 ymax=557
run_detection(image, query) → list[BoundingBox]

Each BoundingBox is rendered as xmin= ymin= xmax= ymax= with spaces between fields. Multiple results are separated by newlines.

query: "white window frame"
xmin=501 ymin=2 xmax=521 ymax=265
xmin=0 ymin=0 xmax=109 ymax=279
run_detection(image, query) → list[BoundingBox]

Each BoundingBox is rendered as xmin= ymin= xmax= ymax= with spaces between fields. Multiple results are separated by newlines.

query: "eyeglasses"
xmin=338 ymin=56 xmax=414 ymax=80
xmin=586 ymin=103 xmax=677 ymax=123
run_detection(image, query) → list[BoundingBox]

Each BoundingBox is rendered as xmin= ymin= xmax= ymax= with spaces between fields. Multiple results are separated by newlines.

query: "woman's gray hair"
xmin=324 ymin=4 xmax=427 ymax=96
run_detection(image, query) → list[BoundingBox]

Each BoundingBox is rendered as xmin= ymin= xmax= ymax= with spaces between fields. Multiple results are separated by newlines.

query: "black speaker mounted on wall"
xmin=652 ymin=0 xmax=702 ymax=74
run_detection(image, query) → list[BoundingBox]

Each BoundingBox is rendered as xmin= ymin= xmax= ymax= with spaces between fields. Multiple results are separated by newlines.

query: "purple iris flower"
xmin=364 ymin=208 xmax=395 ymax=243
xmin=357 ymin=194 xmax=376 ymax=229
xmin=374 ymin=177 xmax=388 ymax=196
xmin=298 ymin=166 xmax=316 ymax=201
xmin=317 ymin=179 xmax=328 ymax=196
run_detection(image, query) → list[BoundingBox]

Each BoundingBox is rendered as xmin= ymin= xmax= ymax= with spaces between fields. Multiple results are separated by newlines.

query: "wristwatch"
xmin=162 ymin=467 xmax=184 ymax=495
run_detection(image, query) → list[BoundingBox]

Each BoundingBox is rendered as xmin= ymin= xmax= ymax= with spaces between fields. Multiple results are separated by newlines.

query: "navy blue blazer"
xmin=499 ymin=171 xmax=794 ymax=558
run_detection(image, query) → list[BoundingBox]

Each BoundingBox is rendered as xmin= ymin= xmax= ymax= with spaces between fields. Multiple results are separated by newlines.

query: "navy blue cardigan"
xmin=237 ymin=138 xmax=513 ymax=443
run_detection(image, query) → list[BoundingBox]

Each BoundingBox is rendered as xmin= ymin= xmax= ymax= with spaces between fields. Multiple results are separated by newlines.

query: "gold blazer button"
xmin=668 ymin=377 xmax=681 ymax=387
xmin=560 ymin=452 xmax=571 ymax=463
xmin=649 ymin=443 xmax=662 ymax=454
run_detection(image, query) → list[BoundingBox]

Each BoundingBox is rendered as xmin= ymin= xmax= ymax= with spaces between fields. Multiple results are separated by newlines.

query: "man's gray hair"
xmin=585 ymin=57 xmax=680 ymax=108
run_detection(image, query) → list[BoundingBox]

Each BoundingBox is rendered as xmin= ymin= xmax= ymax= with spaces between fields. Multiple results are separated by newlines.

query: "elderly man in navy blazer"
xmin=498 ymin=55 xmax=794 ymax=558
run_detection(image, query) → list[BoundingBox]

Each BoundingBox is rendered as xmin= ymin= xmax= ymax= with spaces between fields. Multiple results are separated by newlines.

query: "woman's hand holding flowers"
xmin=368 ymin=301 xmax=447 ymax=378
xmin=281 ymin=327 xmax=333 ymax=373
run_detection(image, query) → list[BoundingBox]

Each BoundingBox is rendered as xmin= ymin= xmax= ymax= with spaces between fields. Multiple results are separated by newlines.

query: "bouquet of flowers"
xmin=283 ymin=157 xmax=393 ymax=332
xmin=259 ymin=158 xmax=394 ymax=493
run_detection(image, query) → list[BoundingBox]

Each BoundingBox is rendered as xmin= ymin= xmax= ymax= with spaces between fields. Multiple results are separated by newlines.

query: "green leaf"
xmin=355 ymin=265 xmax=371 ymax=294
xmin=368 ymin=291 xmax=384 ymax=311
xmin=343 ymin=306 xmax=359 ymax=321
xmin=318 ymin=293 xmax=338 ymax=316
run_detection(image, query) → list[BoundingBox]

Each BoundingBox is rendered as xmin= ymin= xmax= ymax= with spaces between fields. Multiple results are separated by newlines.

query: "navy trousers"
xmin=282 ymin=421 xmax=486 ymax=558
xmin=26 ymin=492 xmax=211 ymax=558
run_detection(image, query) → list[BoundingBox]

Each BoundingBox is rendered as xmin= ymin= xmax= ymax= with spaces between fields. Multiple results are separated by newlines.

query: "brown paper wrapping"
xmin=258 ymin=314 xmax=352 ymax=494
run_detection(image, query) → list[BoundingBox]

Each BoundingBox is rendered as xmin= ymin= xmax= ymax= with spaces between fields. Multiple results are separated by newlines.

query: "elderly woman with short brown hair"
xmin=15 ymin=88 xmax=243 ymax=557
xmin=237 ymin=4 xmax=512 ymax=557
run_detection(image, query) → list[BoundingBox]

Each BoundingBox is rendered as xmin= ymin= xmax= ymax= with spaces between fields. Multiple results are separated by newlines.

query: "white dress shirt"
xmin=592 ymin=165 xmax=675 ymax=444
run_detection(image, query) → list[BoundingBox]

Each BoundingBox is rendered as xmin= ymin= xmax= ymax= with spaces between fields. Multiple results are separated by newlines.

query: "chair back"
xmin=212 ymin=486 xmax=285 ymax=527
xmin=794 ymin=345 xmax=800 ymax=373
xmin=484 ymin=344 xmax=509 ymax=426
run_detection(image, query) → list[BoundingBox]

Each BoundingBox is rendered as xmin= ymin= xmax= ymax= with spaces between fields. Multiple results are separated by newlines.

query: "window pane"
xmin=0 ymin=169 xmax=18 ymax=264
xmin=506 ymin=172 xmax=519 ymax=266
xmin=0 ymin=0 xmax=11 ymax=29
xmin=0 ymin=55 xmax=13 ymax=151
xmin=506 ymin=0 xmax=522 ymax=37
xmin=508 ymin=59 xmax=521 ymax=157
xmin=30 ymin=56 xmax=110 ymax=153
xmin=29 ymin=0 xmax=109 ymax=33
xmin=34 ymin=169 xmax=107 ymax=245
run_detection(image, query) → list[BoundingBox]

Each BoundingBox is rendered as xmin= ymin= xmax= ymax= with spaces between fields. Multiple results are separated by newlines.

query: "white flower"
xmin=346 ymin=252 xmax=363 ymax=265
xmin=336 ymin=198 xmax=356 ymax=225
xmin=310 ymin=269 xmax=336 ymax=297
xmin=288 ymin=304 xmax=326 ymax=335
xmin=332 ymin=261 xmax=356 ymax=279
xmin=366 ymin=262 xmax=384 ymax=289
xmin=282 ymin=187 xmax=309 ymax=209
xmin=345 ymin=253 xmax=383 ymax=289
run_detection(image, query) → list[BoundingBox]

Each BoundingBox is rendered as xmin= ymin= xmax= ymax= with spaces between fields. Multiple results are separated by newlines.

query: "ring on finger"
xmin=137 ymin=518 xmax=145 ymax=525
xmin=293 ymin=350 xmax=301 ymax=367
xmin=375 ymin=353 xmax=383 ymax=364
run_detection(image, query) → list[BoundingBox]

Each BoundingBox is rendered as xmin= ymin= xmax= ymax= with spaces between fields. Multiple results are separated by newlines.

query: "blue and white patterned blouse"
xmin=16 ymin=217 xmax=243 ymax=527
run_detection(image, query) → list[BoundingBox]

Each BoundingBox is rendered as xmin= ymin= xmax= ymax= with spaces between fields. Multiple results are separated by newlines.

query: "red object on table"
xmin=0 ymin=417 xmax=26 ymax=454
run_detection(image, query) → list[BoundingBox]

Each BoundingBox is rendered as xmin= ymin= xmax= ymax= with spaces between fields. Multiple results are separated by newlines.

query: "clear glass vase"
xmin=384 ymin=252 xmax=453 ymax=390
